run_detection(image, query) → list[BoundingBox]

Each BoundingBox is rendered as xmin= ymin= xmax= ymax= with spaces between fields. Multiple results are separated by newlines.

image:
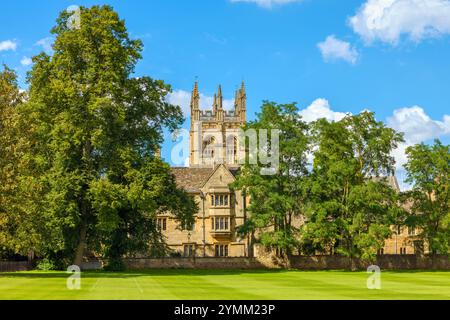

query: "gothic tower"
xmin=189 ymin=82 xmax=247 ymax=168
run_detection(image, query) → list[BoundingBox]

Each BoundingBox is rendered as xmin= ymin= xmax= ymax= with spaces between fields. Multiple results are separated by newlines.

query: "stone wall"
xmin=2 ymin=256 xmax=448 ymax=272
xmin=377 ymin=255 xmax=450 ymax=270
xmin=290 ymin=255 xmax=450 ymax=270
xmin=0 ymin=261 xmax=31 ymax=272
xmin=123 ymin=255 xmax=450 ymax=271
xmin=125 ymin=257 xmax=268 ymax=270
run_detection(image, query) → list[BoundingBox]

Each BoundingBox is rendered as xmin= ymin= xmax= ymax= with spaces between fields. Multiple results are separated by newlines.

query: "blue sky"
xmin=1 ymin=0 xmax=449 ymax=188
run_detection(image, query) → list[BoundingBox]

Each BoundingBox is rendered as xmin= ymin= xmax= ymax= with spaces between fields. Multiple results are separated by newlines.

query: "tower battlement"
xmin=190 ymin=82 xmax=246 ymax=124
xmin=188 ymin=82 xmax=247 ymax=168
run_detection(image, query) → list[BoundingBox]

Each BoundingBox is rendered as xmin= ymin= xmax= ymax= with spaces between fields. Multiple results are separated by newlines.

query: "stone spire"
xmin=191 ymin=81 xmax=200 ymax=121
xmin=234 ymin=87 xmax=240 ymax=110
xmin=217 ymin=85 xmax=223 ymax=110
xmin=240 ymin=81 xmax=246 ymax=96
xmin=213 ymin=93 xmax=218 ymax=115
xmin=238 ymin=81 xmax=246 ymax=123
xmin=216 ymin=85 xmax=224 ymax=122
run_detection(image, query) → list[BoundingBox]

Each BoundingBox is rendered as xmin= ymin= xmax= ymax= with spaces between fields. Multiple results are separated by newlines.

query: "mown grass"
xmin=0 ymin=269 xmax=449 ymax=300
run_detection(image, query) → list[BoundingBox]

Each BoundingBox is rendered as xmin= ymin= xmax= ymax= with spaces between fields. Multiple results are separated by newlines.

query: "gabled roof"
xmin=171 ymin=167 xmax=214 ymax=193
xmin=171 ymin=165 xmax=240 ymax=193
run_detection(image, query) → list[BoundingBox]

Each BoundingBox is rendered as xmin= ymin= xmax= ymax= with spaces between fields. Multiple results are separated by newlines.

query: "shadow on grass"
xmin=1 ymin=268 xmax=449 ymax=280
xmin=0 ymin=268 xmax=295 ymax=279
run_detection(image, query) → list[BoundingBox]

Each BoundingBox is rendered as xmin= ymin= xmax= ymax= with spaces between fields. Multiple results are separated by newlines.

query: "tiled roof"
xmin=171 ymin=167 xmax=214 ymax=193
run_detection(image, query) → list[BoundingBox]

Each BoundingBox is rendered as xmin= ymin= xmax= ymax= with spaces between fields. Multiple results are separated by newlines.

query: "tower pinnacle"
xmin=217 ymin=85 xmax=223 ymax=110
xmin=190 ymin=81 xmax=200 ymax=122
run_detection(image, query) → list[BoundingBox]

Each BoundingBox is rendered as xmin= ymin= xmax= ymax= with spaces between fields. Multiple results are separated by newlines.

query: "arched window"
xmin=226 ymin=136 xmax=238 ymax=164
xmin=203 ymin=136 xmax=216 ymax=160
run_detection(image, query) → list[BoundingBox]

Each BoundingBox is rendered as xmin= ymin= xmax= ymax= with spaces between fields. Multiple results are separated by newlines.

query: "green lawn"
xmin=0 ymin=269 xmax=449 ymax=300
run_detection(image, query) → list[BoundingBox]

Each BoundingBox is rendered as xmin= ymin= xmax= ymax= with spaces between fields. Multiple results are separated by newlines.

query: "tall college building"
xmin=158 ymin=82 xmax=249 ymax=258
xmin=157 ymin=82 xmax=420 ymax=258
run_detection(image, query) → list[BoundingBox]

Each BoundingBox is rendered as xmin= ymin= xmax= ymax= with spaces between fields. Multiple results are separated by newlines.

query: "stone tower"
xmin=189 ymin=82 xmax=247 ymax=168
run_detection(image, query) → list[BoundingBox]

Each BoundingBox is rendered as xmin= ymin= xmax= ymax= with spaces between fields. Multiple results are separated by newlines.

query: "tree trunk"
xmin=73 ymin=139 xmax=92 ymax=267
xmin=348 ymin=256 xmax=356 ymax=271
xmin=73 ymin=224 xmax=87 ymax=266
xmin=248 ymin=231 xmax=256 ymax=258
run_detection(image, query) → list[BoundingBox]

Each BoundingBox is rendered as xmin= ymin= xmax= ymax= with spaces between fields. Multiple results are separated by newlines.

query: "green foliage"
xmin=36 ymin=259 xmax=58 ymax=271
xmin=0 ymin=65 xmax=19 ymax=251
xmin=0 ymin=65 xmax=42 ymax=256
xmin=403 ymin=140 xmax=450 ymax=255
xmin=7 ymin=5 xmax=196 ymax=266
xmin=92 ymin=158 xmax=197 ymax=262
xmin=303 ymin=111 xmax=405 ymax=261
xmin=103 ymin=258 xmax=127 ymax=272
xmin=233 ymin=106 xmax=408 ymax=261
xmin=232 ymin=102 xmax=310 ymax=256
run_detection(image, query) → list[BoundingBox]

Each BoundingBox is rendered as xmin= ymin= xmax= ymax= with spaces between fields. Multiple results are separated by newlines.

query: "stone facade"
xmin=375 ymin=176 xmax=425 ymax=255
xmin=382 ymin=225 xmax=425 ymax=255
xmin=159 ymin=82 xmax=249 ymax=258
xmin=189 ymin=81 xmax=246 ymax=168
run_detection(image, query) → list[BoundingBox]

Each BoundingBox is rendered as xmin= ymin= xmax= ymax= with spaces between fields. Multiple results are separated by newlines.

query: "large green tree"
xmin=302 ymin=112 xmax=405 ymax=262
xmin=232 ymin=102 xmax=310 ymax=257
xmin=0 ymin=66 xmax=41 ymax=257
xmin=403 ymin=140 xmax=450 ymax=255
xmin=23 ymin=5 xmax=196 ymax=268
xmin=0 ymin=66 xmax=22 ymax=255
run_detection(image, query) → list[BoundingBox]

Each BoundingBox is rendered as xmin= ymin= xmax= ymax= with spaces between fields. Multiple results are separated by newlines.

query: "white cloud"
xmin=167 ymin=89 xmax=235 ymax=116
xmin=301 ymin=100 xmax=450 ymax=175
xmin=299 ymin=98 xmax=350 ymax=123
xmin=20 ymin=57 xmax=33 ymax=66
xmin=387 ymin=106 xmax=450 ymax=169
xmin=36 ymin=37 xmax=54 ymax=54
xmin=317 ymin=35 xmax=359 ymax=64
xmin=349 ymin=0 xmax=450 ymax=45
xmin=387 ymin=106 xmax=450 ymax=144
xmin=0 ymin=40 xmax=17 ymax=52
xmin=229 ymin=0 xmax=301 ymax=9
xmin=167 ymin=90 xmax=191 ymax=115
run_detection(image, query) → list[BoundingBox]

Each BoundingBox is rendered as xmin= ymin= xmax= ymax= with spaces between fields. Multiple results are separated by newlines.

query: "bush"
xmin=36 ymin=258 xmax=58 ymax=271
xmin=169 ymin=251 xmax=182 ymax=258
xmin=103 ymin=258 xmax=126 ymax=272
